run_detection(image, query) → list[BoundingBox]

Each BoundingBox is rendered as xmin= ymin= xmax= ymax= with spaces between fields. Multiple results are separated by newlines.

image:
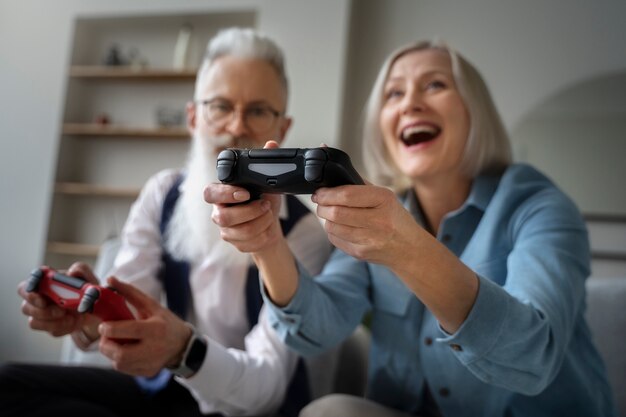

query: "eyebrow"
xmin=386 ymin=69 xmax=452 ymax=83
xmin=204 ymin=96 xmax=275 ymax=108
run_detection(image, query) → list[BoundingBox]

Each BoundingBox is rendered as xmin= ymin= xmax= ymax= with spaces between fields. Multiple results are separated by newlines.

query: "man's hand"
xmin=97 ymin=277 xmax=193 ymax=377
xmin=17 ymin=262 xmax=102 ymax=350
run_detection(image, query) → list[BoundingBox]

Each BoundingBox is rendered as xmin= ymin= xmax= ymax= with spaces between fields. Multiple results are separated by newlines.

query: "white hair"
xmin=194 ymin=27 xmax=288 ymax=100
xmin=163 ymin=131 xmax=251 ymax=267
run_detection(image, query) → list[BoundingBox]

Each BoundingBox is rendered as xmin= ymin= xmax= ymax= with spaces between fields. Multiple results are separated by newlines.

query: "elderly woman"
xmin=205 ymin=40 xmax=617 ymax=417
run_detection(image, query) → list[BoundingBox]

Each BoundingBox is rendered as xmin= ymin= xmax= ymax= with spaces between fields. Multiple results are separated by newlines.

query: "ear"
xmin=275 ymin=116 xmax=293 ymax=146
xmin=185 ymin=101 xmax=196 ymax=136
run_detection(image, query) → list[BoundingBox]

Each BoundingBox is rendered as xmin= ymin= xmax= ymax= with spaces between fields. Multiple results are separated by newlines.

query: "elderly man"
xmin=2 ymin=27 xmax=332 ymax=417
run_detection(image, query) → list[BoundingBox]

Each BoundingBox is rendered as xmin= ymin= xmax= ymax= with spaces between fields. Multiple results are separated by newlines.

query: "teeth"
xmin=402 ymin=125 xmax=438 ymax=139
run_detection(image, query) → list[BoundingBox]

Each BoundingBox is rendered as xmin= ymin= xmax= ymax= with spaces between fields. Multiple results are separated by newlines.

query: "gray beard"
xmin=163 ymin=133 xmax=257 ymax=267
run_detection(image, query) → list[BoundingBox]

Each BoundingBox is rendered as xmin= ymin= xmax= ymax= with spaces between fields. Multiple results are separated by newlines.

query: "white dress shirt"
xmin=110 ymin=169 xmax=333 ymax=416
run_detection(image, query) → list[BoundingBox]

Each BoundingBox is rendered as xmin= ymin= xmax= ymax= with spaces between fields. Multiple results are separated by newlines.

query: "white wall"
xmin=337 ymin=0 xmax=626 ymax=279
xmin=0 ymin=0 xmax=350 ymax=363
xmin=2 ymin=0 xmax=626 ymax=364
xmin=340 ymin=0 xmax=626 ymax=168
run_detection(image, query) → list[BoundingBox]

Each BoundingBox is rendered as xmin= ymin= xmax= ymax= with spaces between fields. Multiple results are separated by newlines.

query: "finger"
xmin=211 ymin=199 xmax=271 ymax=228
xmin=17 ymin=281 xmax=49 ymax=308
xmin=325 ymin=229 xmax=372 ymax=261
xmin=312 ymin=184 xmax=381 ymax=208
xmin=29 ymin=314 xmax=77 ymax=337
xmin=105 ymin=277 xmax=159 ymax=316
xmin=263 ymin=140 xmax=280 ymax=149
xmin=98 ymin=318 xmax=147 ymax=341
xmin=316 ymin=204 xmax=372 ymax=229
xmin=100 ymin=337 xmax=162 ymax=376
xmin=204 ymin=182 xmax=251 ymax=205
xmin=21 ymin=299 xmax=65 ymax=320
xmin=66 ymin=262 xmax=99 ymax=284
xmin=219 ymin=209 xmax=278 ymax=247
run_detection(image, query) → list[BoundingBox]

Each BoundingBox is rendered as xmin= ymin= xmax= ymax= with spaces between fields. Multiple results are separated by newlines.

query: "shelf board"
xmin=69 ymin=66 xmax=196 ymax=80
xmin=47 ymin=241 xmax=100 ymax=257
xmin=62 ymin=123 xmax=189 ymax=139
xmin=55 ymin=182 xmax=140 ymax=198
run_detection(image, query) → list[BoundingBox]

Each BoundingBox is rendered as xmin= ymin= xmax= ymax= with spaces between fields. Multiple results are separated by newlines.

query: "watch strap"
xmin=167 ymin=324 xmax=208 ymax=378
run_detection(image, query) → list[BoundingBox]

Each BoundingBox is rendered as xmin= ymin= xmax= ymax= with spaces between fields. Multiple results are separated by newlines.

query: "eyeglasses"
xmin=196 ymin=99 xmax=283 ymax=135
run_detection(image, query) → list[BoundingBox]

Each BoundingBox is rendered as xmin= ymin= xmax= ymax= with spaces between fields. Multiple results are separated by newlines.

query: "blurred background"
xmin=1 ymin=0 xmax=625 ymax=364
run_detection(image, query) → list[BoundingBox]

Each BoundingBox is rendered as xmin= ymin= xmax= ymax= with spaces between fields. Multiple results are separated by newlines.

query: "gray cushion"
xmin=585 ymin=277 xmax=626 ymax=417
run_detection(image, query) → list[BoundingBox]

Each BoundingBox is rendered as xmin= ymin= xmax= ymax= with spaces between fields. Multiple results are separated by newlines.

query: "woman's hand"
xmin=97 ymin=277 xmax=192 ymax=377
xmin=314 ymin=184 xmax=479 ymax=333
xmin=312 ymin=183 xmax=421 ymax=269
xmin=204 ymin=140 xmax=284 ymax=255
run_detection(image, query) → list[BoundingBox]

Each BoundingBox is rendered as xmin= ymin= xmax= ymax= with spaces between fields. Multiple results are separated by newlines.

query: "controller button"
xmin=217 ymin=149 xmax=237 ymax=161
xmin=217 ymin=149 xmax=237 ymax=182
xmin=267 ymin=178 xmax=278 ymax=186
xmin=249 ymin=148 xmax=297 ymax=158
xmin=78 ymin=287 xmax=100 ymax=314
xmin=304 ymin=149 xmax=327 ymax=161
xmin=304 ymin=160 xmax=325 ymax=183
xmin=249 ymin=163 xmax=296 ymax=176
xmin=26 ymin=268 xmax=44 ymax=292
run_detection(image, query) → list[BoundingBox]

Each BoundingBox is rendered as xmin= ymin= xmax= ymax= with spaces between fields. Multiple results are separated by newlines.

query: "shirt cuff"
xmin=260 ymin=262 xmax=314 ymax=339
xmin=435 ymin=274 xmax=510 ymax=364
xmin=175 ymin=335 xmax=231 ymax=399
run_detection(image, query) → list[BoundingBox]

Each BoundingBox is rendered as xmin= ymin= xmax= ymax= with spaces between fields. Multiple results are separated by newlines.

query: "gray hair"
xmin=194 ymin=27 xmax=288 ymax=100
xmin=362 ymin=40 xmax=512 ymax=191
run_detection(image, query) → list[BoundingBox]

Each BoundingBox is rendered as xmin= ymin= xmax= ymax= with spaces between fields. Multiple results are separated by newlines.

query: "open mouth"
xmin=400 ymin=125 xmax=441 ymax=146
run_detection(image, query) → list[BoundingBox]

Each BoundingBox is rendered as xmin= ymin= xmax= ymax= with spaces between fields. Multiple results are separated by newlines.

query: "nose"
xmin=224 ymin=109 xmax=250 ymax=137
xmin=400 ymin=88 xmax=425 ymax=114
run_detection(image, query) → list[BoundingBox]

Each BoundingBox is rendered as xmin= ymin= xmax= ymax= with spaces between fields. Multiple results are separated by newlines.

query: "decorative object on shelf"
xmin=173 ymin=24 xmax=193 ymax=70
xmin=155 ymin=106 xmax=185 ymax=127
xmin=94 ymin=113 xmax=111 ymax=125
xmin=103 ymin=44 xmax=127 ymax=66
xmin=128 ymin=47 xmax=149 ymax=71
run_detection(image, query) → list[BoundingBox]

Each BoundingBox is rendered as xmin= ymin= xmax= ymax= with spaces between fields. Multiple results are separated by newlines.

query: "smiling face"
xmin=379 ymin=48 xmax=470 ymax=185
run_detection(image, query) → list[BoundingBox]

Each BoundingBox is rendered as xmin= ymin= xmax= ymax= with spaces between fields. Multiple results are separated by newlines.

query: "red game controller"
xmin=27 ymin=266 xmax=135 ymax=322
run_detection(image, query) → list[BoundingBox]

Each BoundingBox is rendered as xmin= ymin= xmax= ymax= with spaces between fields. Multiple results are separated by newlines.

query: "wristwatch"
xmin=167 ymin=325 xmax=208 ymax=378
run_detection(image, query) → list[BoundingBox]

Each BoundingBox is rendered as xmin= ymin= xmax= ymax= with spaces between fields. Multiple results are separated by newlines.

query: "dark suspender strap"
xmin=160 ymin=189 xmax=313 ymax=415
xmin=158 ymin=174 xmax=190 ymax=320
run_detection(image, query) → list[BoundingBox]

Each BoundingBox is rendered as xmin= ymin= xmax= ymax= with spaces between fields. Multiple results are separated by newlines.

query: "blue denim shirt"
xmin=264 ymin=164 xmax=617 ymax=417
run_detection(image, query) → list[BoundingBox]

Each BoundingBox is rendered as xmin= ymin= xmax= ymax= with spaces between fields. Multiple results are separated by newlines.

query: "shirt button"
xmin=424 ymin=337 xmax=433 ymax=346
xmin=449 ymin=344 xmax=463 ymax=351
xmin=285 ymin=318 xmax=296 ymax=324
xmin=441 ymin=234 xmax=452 ymax=243
xmin=439 ymin=387 xmax=450 ymax=397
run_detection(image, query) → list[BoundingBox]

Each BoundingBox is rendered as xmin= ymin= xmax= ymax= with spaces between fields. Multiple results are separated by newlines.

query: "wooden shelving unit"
xmin=69 ymin=66 xmax=197 ymax=80
xmin=55 ymin=182 xmax=140 ymax=198
xmin=62 ymin=123 xmax=189 ymax=139
xmin=43 ymin=12 xmax=254 ymax=265
xmin=47 ymin=241 xmax=101 ymax=257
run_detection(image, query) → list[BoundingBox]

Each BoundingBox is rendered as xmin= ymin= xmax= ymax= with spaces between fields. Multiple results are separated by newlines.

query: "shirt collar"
xmin=464 ymin=173 xmax=501 ymax=213
xmin=402 ymin=172 xmax=501 ymax=220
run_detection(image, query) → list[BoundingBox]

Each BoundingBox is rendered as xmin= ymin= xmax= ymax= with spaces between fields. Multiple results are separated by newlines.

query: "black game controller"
xmin=217 ymin=147 xmax=364 ymax=196
xmin=27 ymin=266 xmax=135 ymax=322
